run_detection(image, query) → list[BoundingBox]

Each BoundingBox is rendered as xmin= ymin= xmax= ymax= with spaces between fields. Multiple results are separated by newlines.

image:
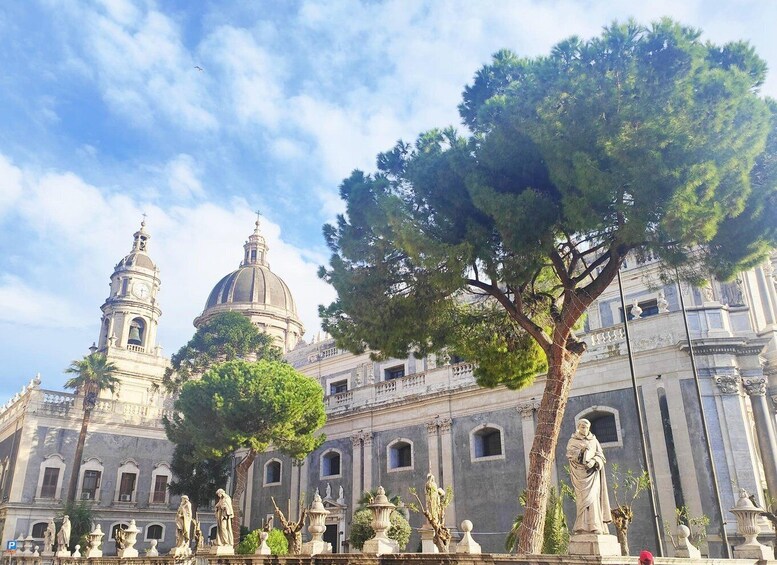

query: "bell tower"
xmin=98 ymin=220 xmax=162 ymax=355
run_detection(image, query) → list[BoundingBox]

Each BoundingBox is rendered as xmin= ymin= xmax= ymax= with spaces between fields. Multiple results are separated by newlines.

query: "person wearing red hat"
xmin=639 ymin=550 xmax=654 ymax=565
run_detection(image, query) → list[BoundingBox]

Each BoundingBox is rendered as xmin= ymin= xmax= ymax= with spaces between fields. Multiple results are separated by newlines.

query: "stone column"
xmin=351 ymin=433 xmax=363 ymax=507
xmin=745 ymin=378 xmax=777 ymax=497
xmin=426 ymin=419 xmax=441 ymax=480
xmin=290 ymin=458 xmax=307 ymax=521
xmin=363 ymin=432 xmax=374 ymax=494
xmin=438 ymin=418 xmax=456 ymax=526
xmin=517 ymin=402 xmax=538 ymax=472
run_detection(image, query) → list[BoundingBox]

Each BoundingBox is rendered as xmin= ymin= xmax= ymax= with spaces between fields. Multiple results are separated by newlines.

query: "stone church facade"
xmin=1 ymin=219 xmax=776 ymax=555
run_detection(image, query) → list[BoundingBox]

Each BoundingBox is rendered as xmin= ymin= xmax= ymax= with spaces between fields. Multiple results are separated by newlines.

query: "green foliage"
xmin=235 ymin=528 xmax=288 ymax=555
xmin=610 ymin=464 xmax=651 ymax=508
xmin=665 ymin=506 xmax=710 ymax=552
xmin=320 ymin=17 xmax=777 ymax=382
xmin=348 ymin=508 xmax=411 ymax=551
xmin=167 ymin=440 xmax=230 ymax=516
xmin=64 ymin=353 xmax=119 ymax=409
xmin=162 ymin=312 xmax=283 ymax=393
xmin=266 ymin=528 xmax=288 ymax=555
xmin=165 ymin=360 xmax=326 ymax=461
xmin=57 ymin=500 xmax=97 ymax=552
xmin=506 ymin=485 xmax=571 ymax=553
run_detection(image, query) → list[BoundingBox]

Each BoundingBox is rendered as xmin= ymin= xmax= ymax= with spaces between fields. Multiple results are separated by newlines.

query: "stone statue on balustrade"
xmin=566 ymin=419 xmax=620 ymax=556
xmin=43 ymin=518 xmax=56 ymax=554
xmin=172 ymin=495 xmax=193 ymax=556
xmin=56 ymin=515 xmax=71 ymax=556
xmin=214 ymin=488 xmax=235 ymax=555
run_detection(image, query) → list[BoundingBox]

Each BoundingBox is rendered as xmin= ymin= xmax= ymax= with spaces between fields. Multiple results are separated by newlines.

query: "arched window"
xmin=78 ymin=457 xmax=104 ymax=501
xmin=111 ymin=523 xmax=129 ymax=540
xmin=387 ymin=439 xmax=413 ymax=471
xmin=36 ymin=454 xmax=66 ymax=499
xmin=145 ymin=524 xmax=164 ymax=541
xmin=208 ymin=526 xmax=217 ymax=540
xmin=128 ymin=318 xmax=146 ymax=346
xmin=575 ymin=407 xmax=622 ymax=447
xmin=320 ymin=449 xmax=342 ymax=479
xmin=115 ymin=459 xmax=140 ymax=503
xmin=264 ymin=459 xmax=282 ymax=485
xmin=149 ymin=463 xmax=171 ymax=504
xmin=31 ymin=522 xmax=49 ymax=539
xmin=470 ymin=424 xmax=505 ymax=461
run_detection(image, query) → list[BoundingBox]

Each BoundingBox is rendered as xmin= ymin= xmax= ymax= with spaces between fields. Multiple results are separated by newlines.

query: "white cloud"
xmin=165 ymin=154 xmax=204 ymax=200
xmin=0 ymin=275 xmax=89 ymax=329
xmin=55 ymin=1 xmax=218 ymax=131
xmin=200 ymin=25 xmax=286 ymax=129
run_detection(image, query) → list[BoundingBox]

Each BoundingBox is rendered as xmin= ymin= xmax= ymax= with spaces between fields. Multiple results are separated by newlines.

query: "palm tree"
xmin=64 ymin=353 xmax=119 ymax=503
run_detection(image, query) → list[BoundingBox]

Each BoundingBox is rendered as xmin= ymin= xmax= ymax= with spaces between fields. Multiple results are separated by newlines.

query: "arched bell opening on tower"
xmin=128 ymin=318 xmax=146 ymax=346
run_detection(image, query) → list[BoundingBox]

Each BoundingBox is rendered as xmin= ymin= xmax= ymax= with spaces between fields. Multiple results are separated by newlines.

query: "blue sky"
xmin=1 ymin=0 xmax=776 ymax=400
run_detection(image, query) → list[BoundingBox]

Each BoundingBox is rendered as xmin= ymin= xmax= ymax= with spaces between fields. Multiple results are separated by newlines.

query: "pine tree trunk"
xmin=67 ymin=408 xmax=92 ymax=503
xmin=516 ymin=344 xmax=582 ymax=554
xmin=230 ymin=450 xmax=257 ymax=544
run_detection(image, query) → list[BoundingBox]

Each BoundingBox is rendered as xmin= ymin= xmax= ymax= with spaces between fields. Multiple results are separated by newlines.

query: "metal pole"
xmin=676 ymin=274 xmax=731 ymax=557
xmin=617 ymin=270 xmax=665 ymax=555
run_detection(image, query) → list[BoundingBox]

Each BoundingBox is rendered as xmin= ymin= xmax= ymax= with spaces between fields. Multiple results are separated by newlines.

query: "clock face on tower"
xmin=132 ymin=282 xmax=151 ymax=300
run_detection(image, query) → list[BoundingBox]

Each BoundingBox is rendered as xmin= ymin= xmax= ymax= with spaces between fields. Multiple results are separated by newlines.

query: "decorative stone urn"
xmin=362 ymin=486 xmax=399 ymax=555
xmin=117 ymin=520 xmax=140 ymax=558
xmin=22 ymin=534 xmax=33 ymax=555
xmin=730 ymin=488 xmax=774 ymax=560
xmin=302 ymin=492 xmax=332 ymax=555
xmin=86 ymin=524 xmax=105 ymax=558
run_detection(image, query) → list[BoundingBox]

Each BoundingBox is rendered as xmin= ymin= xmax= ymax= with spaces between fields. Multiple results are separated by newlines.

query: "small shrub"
xmin=349 ymin=508 xmax=410 ymax=550
xmin=235 ymin=528 xmax=288 ymax=555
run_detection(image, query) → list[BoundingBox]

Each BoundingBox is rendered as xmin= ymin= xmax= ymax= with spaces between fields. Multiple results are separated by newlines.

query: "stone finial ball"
xmin=677 ymin=524 xmax=691 ymax=539
xmin=460 ymin=520 xmax=473 ymax=532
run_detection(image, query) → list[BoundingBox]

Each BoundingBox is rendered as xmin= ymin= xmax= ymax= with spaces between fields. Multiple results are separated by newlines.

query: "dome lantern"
xmin=194 ymin=216 xmax=304 ymax=352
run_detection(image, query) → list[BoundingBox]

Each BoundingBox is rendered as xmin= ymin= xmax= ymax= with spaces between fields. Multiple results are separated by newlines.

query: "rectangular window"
xmin=329 ymin=380 xmax=348 ymax=395
xmin=119 ymin=472 xmax=136 ymax=501
xmin=385 ymin=365 xmax=405 ymax=380
xmin=82 ymin=470 xmax=101 ymax=500
xmin=40 ymin=467 xmax=59 ymax=498
xmin=152 ymin=475 xmax=168 ymax=503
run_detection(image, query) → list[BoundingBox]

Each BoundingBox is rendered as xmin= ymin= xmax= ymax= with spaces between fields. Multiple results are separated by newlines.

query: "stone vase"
xmin=86 ymin=524 xmax=104 ymax=558
xmin=117 ymin=520 xmax=140 ymax=558
xmin=362 ymin=486 xmax=399 ymax=555
xmin=731 ymin=489 xmax=774 ymax=559
xmin=302 ymin=492 xmax=331 ymax=554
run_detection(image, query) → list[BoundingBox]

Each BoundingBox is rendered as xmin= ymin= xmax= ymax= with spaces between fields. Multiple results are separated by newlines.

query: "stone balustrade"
xmin=325 ymin=363 xmax=476 ymax=413
xmin=29 ymin=389 xmax=172 ymax=428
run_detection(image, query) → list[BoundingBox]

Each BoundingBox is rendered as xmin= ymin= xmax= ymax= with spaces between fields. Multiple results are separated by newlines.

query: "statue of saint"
xmin=566 ymin=418 xmax=612 ymax=534
xmin=44 ymin=518 xmax=56 ymax=553
xmin=214 ymin=488 xmax=234 ymax=546
xmin=56 ymin=515 xmax=71 ymax=552
xmin=175 ymin=495 xmax=193 ymax=549
xmin=325 ymin=483 xmax=332 ymax=499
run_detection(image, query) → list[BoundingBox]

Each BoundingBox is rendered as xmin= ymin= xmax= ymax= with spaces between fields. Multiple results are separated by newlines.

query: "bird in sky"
xmin=194 ymin=65 xmax=204 ymax=71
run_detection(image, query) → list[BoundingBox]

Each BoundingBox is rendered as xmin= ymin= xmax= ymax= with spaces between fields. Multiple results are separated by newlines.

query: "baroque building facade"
xmin=1 ymin=219 xmax=776 ymax=556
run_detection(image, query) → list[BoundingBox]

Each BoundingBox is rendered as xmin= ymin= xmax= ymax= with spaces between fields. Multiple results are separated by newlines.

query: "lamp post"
xmin=676 ymin=274 xmax=730 ymax=557
xmin=616 ymin=269 xmax=664 ymax=556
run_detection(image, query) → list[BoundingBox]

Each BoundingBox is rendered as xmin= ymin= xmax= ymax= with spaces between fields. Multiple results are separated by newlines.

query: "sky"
xmin=1 ymin=0 xmax=776 ymax=400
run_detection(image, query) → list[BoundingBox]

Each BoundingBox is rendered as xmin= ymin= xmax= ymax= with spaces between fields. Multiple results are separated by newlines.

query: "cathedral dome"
xmin=194 ymin=217 xmax=304 ymax=352
xmin=203 ymin=264 xmax=297 ymax=314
